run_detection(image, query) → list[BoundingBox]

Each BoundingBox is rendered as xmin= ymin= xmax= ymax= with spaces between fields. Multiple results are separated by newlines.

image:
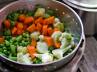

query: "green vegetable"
xmin=10 ymin=45 xmax=16 ymax=56
xmin=5 ymin=40 xmax=10 ymax=46
xmin=33 ymin=57 xmax=42 ymax=64
xmin=10 ymin=21 xmax=15 ymax=27
xmin=48 ymin=46 xmax=54 ymax=53
xmin=9 ymin=54 xmax=17 ymax=61
xmin=7 ymin=12 xmax=19 ymax=21
xmin=4 ymin=29 xmax=11 ymax=36
xmin=16 ymin=35 xmax=22 ymax=42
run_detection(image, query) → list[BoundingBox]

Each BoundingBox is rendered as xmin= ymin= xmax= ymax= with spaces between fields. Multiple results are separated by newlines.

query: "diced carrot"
xmin=17 ymin=29 xmax=24 ymax=35
xmin=16 ymin=22 xmax=23 ymax=29
xmin=12 ymin=27 xmax=17 ymax=35
xmin=54 ymin=42 xmax=61 ymax=48
xmin=24 ymin=17 xmax=34 ymax=24
xmin=35 ymin=17 xmax=43 ymax=24
xmin=47 ymin=27 xmax=53 ymax=36
xmin=31 ymin=39 xmax=37 ymax=47
xmin=23 ymin=25 xmax=28 ymax=30
xmin=27 ymin=45 xmax=36 ymax=59
xmin=19 ymin=14 xmax=26 ymax=22
xmin=44 ymin=36 xmax=54 ymax=47
xmin=54 ymin=28 xmax=60 ymax=32
xmin=0 ymin=36 xmax=4 ymax=44
xmin=4 ymin=19 xmax=10 ymax=28
xmin=36 ymin=23 xmax=42 ymax=32
xmin=27 ymin=24 xmax=36 ymax=32
xmin=43 ymin=16 xmax=55 ymax=25
xmin=42 ymin=25 xmax=48 ymax=36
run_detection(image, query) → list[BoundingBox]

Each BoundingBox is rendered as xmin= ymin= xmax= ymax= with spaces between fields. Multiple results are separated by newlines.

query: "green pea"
xmin=10 ymin=21 xmax=15 ymax=27
xmin=3 ymin=47 xmax=6 ymax=50
xmin=0 ymin=52 xmax=6 ymax=57
xmin=4 ymin=29 xmax=11 ymax=36
xmin=16 ymin=35 xmax=22 ymax=42
xmin=5 ymin=40 xmax=10 ymax=46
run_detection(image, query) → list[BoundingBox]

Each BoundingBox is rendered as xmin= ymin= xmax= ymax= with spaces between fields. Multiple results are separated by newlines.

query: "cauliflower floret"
xmin=30 ymin=32 xmax=40 ymax=40
xmin=17 ymin=53 xmax=32 ymax=64
xmin=17 ymin=46 xmax=27 ymax=54
xmin=39 ymin=35 xmax=44 ymax=41
xmin=34 ymin=8 xmax=45 ymax=17
xmin=51 ymin=31 xmax=62 ymax=42
xmin=54 ymin=18 xmax=60 ymax=23
xmin=59 ymin=32 xmax=73 ymax=41
xmin=59 ymin=32 xmax=73 ymax=49
xmin=37 ymin=42 xmax=48 ymax=53
xmin=54 ymin=22 xmax=64 ymax=32
xmin=60 ymin=38 xmax=69 ymax=49
xmin=35 ymin=53 xmax=53 ymax=63
xmin=52 ymin=49 xmax=64 ymax=59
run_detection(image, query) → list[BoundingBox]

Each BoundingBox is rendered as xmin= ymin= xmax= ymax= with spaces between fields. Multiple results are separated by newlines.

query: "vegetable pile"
xmin=0 ymin=5 xmax=75 ymax=64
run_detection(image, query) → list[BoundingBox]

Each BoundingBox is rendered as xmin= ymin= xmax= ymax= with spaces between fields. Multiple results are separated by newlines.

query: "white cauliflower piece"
xmin=54 ymin=18 xmax=60 ymax=23
xmin=35 ymin=53 xmax=53 ymax=63
xmin=54 ymin=22 xmax=64 ymax=32
xmin=30 ymin=31 xmax=40 ymax=40
xmin=37 ymin=42 xmax=48 ymax=53
xmin=59 ymin=32 xmax=74 ymax=49
xmin=17 ymin=53 xmax=32 ymax=64
xmin=17 ymin=46 xmax=27 ymax=54
xmin=52 ymin=49 xmax=64 ymax=59
xmin=34 ymin=8 xmax=45 ymax=17
xmin=39 ymin=35 xmax=44 ymax=41
xmin=51 ymin=31 xmax=62 ymax=42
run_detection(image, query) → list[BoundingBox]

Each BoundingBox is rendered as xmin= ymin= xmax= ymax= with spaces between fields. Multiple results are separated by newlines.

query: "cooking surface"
xmin=0 ymin=0 xmax=97 ymax=72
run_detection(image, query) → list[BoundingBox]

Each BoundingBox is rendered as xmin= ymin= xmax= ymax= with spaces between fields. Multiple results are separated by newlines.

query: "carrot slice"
xmin=0 ymin=36 xmax=4 ymax=44
xmin=54 ymin=42 xmax=61 ymax=48
xmin=19 ymin=14 xmax=26 ymax=22
xmin=36 ymin=23 xmax=42 ymax=32
xmin=27 ymin=24 xmax=36 ymax=32
xmin=16 ymin=22 xmax=23 ymax=29
xmin=44 ymin=36 xmax=54 ymax=47
xmin=17 ymin=29 xmax=24 ymax=35
xmin=47 ymin=27 xmax=53 ymax=36
xmin=43 ymin=16 xmax=55 ymax=25
xmin=42 ymin=25 xmax=48 ymax=36
xmin=31 ymin=39 xmax=37 ymax=47
xmin=35 ymin=17 xmax=43 ymax=24
xmin=27 ymin=45 xmax=36 ymax=59
xmin=12 ymin=27 xmax=17 ymax=35
xmin=4 ymin=19 xmax=10 ymax=28
xmin=24 ymin=17 xmax=34 ymax=24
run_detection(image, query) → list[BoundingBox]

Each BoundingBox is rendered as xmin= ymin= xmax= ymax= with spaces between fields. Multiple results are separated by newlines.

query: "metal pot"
xmin=0 ymin=0 xmax=84 ymax=72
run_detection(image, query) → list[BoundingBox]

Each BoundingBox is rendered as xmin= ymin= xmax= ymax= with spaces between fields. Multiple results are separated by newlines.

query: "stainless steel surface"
xmin=63 ymin=0 xmax=97 ymax=12
xmin=0 ymin=0 xmax=84 ymax=72
xmin=68 ymin=0 xmax=97 ymax=8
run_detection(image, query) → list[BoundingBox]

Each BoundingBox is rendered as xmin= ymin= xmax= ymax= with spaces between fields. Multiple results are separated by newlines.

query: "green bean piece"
xmin=10 ymin=45 xmax=16 ymax=56
xmin=9 ymin=54 xmax=17 ymax=61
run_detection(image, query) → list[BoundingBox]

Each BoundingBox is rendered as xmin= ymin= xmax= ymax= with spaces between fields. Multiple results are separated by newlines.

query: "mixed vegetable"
xmin=0 ymin=5 xmax=76 ymax=64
